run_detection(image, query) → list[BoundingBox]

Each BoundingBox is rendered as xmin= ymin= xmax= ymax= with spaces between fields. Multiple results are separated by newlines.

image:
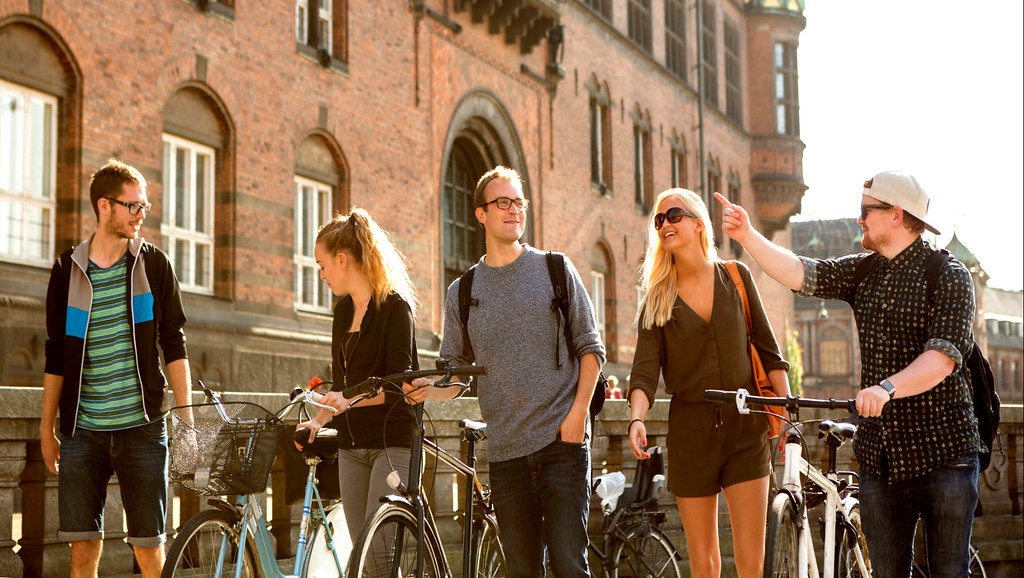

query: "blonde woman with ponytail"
xmin=295 ymin=208 xmax=419 ymax=544
xmin=626 ymin=189 xmax=790 ymax=578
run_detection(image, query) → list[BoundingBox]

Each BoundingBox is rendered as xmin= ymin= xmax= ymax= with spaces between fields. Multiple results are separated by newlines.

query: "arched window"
xmin=162 ymin=85 xmax=232 ymax=295
xmin=294 ymin=132 xmax=346 ymax=312
xmin=442 ymin=143 xmax=487 ymax=291
xmin=590 ymin=242 xmax=615 ymax=361
xmin=0 ymin=20 xmax=79 ymax=264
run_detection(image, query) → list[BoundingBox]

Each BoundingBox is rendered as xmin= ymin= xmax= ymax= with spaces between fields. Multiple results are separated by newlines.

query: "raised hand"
xmin=714 ymin=192 xmax=751 ymax=243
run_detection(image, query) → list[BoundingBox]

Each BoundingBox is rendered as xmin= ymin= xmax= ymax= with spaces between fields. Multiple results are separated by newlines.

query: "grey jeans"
xmin=337 ymin=447 xmax=411 ymax=542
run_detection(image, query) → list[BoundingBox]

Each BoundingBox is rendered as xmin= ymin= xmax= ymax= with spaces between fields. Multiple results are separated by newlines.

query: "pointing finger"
xmin=713 ymin=192 xmax=733 ymax=208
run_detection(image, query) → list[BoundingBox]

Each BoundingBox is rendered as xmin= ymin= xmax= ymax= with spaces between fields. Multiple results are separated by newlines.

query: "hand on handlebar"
xmin=855 ymin=385 xmax=889 ymax=418
xmin=403 ymin=377 xmax=431 ymax=405
xmin=319 ymin=391 xmax=353 ymax=414
xmin=294 ymin=420 xmax=322 ymax=450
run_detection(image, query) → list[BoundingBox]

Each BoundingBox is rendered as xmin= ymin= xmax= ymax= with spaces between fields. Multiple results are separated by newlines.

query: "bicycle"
xmin=704 ymin=388 xmax=871 ymax=578
xmin=587 ymin=445 xmax=684 ymax=577
xmin=339 ymin=358 xmax=506 ymax=578
xmin=910 ymin=520 xmax=987 ymax=578
xmin=162 ymin=381 xmax=348 ymax=578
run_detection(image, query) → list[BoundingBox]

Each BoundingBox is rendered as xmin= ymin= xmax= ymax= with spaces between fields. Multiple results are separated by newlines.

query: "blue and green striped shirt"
xmin=78 ymin=254 xmax=148 ymax=430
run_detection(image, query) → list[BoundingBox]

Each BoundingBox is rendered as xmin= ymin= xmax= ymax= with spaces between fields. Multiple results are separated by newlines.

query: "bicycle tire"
xmin=609 ymin=521 xmax=682 ymax=578
xmin=913 ymin=544 xmax=987 ymax=578
xmin=473 ymin=514 xmax=507 ymax=578
xmin=836 ymin=502 xmax=870 ymax=578
xmin=161 ymin=509 xmax=260 ymax=578
xmin=346 ymin=502 xmax=445 ymax=577
xmin=764 ymin=492 xmax=801 ymax=578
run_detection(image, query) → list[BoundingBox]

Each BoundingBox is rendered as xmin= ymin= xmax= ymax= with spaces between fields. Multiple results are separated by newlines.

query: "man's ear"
xmin=475 ymin=206 xmax=486 ymax=226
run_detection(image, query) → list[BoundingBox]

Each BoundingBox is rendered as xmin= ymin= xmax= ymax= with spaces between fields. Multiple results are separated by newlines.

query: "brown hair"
xmin=316 ymin=208 xmax=417 ymax=314
xmin=901 ymin=210 xmax=926 ymax=235
xmin=473 ymin=166 xmax=523 ymax=208
xmin=89 ymin=159 xmax=147 ymax=217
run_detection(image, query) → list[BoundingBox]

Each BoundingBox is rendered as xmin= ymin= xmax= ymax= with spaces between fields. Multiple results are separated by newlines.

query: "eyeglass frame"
xmin=859 ymin=203 xmax=893 ymax=220
xmin=479 ymin=196 xmax=530 ymax=211
xmin=105 ymin=197 xmax=152 ymax=216
xmin=654 ymin=206 xmax=699 ymax=230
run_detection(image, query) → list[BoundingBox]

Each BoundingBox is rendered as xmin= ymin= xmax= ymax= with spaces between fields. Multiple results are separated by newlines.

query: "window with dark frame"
xmin=671 ymin=147 xmax=687 ymax=189
xmin=665 ymin=0 xmax=687 ymax=81
xmin=296 ymin=0 xmax=348 ymax=66
xmin=775 ymin=41 xmax=800 ymax=136
xmin=581 ymin=0 xmax=612 ymax=21
xmin=590 ymin=94 xmax=613 ymax=193
xmin=627 ymin=0 xmax=653 ymax=53
xmin=701 ymin=1 xmax=718 ymax=108
xmin=442 ymin=148 xmax=485 ymax=291
xmin=633 ymin=122 xmax=652 ymax=212
xmin=705 ymin=157 xmax=721 ymax=241
xmin=724 ymin=19 xmax=742 ymax=124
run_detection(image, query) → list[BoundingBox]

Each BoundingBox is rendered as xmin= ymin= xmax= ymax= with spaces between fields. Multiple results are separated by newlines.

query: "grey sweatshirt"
xmin=440 ymin=245 xmax=606 ymax=462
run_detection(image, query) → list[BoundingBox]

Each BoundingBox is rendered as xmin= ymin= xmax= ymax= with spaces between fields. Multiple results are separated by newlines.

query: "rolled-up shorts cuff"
xmin=58 ymin=530 xmax=103 ymax=543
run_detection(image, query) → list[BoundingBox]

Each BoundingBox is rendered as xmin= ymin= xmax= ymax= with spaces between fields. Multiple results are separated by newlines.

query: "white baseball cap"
xmin=862 ymin=170 xmax=940 ymax=235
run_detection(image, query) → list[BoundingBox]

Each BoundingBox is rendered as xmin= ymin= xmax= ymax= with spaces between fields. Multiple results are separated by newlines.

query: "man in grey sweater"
xmin=409 ymin=166 xmax=605 ymax=576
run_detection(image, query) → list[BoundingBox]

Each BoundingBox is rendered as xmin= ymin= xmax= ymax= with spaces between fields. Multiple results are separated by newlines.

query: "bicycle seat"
xmin=818 ymin=420 xmax=856 ymax=442
xmin=619 ymin=446 xmax=666 ymax=508
xmin=295 ymin=427 xmax=340 ymax=460
xmin=460 ymin=418 xmax=487 ymax=443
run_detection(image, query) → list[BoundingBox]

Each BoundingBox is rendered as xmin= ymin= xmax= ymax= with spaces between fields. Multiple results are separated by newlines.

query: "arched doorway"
xmin=439 ymin=89 xmax=530 ymax=292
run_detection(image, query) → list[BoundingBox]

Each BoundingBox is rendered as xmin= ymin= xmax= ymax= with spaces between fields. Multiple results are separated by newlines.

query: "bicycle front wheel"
xmin=161 ymin=509 xmax=260 ymax=578
xmin=609 ymin=522 xmax=682 ymax=578
xmin=969 ymin=544 xmax=987 ymax=578
xmin=347 ymin=502 xmax=445 ymax=577
xmin=836 ymin=502 xmax=870 ymax=578
xmin=764 ymin=492 xmax=801 ymax=578
xmin=473 ymin=514 xmax=507 ymax=578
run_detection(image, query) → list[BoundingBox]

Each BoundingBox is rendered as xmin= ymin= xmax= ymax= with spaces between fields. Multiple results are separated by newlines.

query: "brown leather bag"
xmin=724 ymin=261 xmax=785 ymax=438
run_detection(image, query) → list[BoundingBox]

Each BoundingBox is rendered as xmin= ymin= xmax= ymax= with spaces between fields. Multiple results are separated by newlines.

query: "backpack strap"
xmin=457 ymin=266 xmax=478 ymax=359
xmin=546 ymin=251 xmax=574 ymax=369
xmin=922 ymin=249 xmax=953 ymax=304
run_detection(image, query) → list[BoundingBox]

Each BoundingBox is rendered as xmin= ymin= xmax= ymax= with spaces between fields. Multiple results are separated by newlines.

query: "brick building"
xmin=0 ymin=0 xmax=807 ymax=391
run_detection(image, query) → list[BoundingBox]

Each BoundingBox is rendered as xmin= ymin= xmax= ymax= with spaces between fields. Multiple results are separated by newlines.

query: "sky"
xmin=793 ymin=1 xmax=1024 ymax=291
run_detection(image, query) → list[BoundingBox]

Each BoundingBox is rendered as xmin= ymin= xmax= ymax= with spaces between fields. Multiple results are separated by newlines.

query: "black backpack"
xmin=457 ymin=251 xmax=607 ymax=416
xmin=854 ymin=249 xmax=1002 ymax=471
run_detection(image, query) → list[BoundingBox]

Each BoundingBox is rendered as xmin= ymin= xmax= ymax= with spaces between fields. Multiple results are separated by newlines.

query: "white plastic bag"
xmin=592 ymin=471 xmax=626 ymax=512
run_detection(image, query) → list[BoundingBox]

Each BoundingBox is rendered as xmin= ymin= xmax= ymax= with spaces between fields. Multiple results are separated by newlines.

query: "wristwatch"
xmin=879 ymin=379 xmax=896 ymax=400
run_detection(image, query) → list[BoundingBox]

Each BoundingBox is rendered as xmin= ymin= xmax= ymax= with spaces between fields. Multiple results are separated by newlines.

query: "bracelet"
xmin=629 ymin=418 xmax=644 ymax=430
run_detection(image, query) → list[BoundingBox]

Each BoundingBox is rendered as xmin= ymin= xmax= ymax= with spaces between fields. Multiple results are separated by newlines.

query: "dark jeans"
xmin=489 ymin=439 xmax=591 ymax=577
xmin=859 ymin=452 xmax=978 ymax=578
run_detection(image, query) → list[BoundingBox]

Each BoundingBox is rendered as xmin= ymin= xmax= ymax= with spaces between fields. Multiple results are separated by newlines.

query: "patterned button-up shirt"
xmin=799 ymin=238 xmax=982 ymax=482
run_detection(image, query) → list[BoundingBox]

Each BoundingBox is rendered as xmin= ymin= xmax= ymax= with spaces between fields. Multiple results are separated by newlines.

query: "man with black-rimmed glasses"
xmin=41 ymin=159 xmax=193 ymax=577
xmin=409 ymin=166 xmax=605 ymax=576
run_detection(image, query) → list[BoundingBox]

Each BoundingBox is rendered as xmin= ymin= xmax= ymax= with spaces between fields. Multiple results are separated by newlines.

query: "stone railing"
xmin=1 ymin=388 xmax=1021 ymax=576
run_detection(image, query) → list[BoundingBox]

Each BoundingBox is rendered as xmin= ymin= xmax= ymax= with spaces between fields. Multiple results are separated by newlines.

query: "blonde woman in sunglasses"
xmin=626 ymin=188 xmax=790 ymax=578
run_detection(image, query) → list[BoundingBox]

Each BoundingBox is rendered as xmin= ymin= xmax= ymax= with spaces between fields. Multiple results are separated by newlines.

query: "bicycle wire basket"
xmin=168 ymin=401 xmax=285 ymax=496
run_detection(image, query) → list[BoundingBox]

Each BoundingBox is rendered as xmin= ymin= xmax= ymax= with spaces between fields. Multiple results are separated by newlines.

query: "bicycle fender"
xmin=206 ymin=498 xmax=243 ymax=523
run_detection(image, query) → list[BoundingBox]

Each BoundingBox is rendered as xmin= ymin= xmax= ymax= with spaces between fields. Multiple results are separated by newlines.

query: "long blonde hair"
xmin=316 ymin=208 xmax=418 ymax=315
xmin=637 ymin=189 xmax=718 ymax=330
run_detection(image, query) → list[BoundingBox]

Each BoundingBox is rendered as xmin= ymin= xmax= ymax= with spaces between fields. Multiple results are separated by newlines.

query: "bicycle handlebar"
xmin=704 ymin=388 xmax=856 ymax=414
xmin=341 ymin=361 xmax=486 ymax=399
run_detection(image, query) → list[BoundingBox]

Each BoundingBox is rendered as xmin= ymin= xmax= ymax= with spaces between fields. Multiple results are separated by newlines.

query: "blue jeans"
xmin=859 ymin=452 xmax=978 ymax=578
xmin=58 ymin=420 xmax=169 ymax=547
xmin=489 ymin=439 xmax=591 ymax=577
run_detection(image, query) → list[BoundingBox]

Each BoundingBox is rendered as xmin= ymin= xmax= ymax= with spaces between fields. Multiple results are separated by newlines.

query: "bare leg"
xmin=134 ymin=544 xmax=166 ymax=578
xmin=676 ymin=494 xmax=722 ymax=578
xmin=70 ymin=539 xmax=102 ymax=578
xmin=723 ymin=475 xmax=770 ymax=578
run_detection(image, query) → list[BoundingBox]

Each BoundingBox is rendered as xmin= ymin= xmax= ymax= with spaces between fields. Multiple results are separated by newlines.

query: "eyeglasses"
xmin=106 ymin=197 xmax=152 ymax=216
xmin=654 ymin=207 xmax=698 ymax=230
xmin=480 ymin=196 xmax=530 ymax=211
xmin=859 ymin=203 xmax=893 ymax=220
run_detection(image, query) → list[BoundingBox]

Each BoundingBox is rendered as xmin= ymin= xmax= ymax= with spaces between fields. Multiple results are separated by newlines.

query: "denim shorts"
xmin=58 ymin=419 xmax=169 ymax=547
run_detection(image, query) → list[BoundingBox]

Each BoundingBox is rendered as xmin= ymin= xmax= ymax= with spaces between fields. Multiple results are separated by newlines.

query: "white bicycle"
xmin=704 ymin=388 xmax=871 ymax=578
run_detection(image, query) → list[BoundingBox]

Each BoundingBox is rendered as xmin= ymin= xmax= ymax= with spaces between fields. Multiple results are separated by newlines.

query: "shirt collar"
xmin=881 ymin=236 xmax=927 ymax=272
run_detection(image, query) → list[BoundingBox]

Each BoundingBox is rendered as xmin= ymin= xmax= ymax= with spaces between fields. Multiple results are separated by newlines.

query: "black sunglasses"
xmin=654 ymin=207 xmax=698 ymax=230
xmin=859 ymin=203 xmax=893 ymax=220
xmin=106 ymin=197 xmax=152 ymax=216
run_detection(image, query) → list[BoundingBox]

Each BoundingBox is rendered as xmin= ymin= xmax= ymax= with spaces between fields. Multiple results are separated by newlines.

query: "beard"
xmin=105 ymin=217 xmax=139 ymax=240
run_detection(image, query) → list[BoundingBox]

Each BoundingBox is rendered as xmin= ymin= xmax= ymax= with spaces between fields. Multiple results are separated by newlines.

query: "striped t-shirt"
xmin=78 ymin=254 xmax=148 ymax=430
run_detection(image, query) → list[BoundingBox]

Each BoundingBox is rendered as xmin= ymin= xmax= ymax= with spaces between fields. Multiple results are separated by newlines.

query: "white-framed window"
xmin=591 ymin=270 xmax=606 ymax=342
xmin=296 ymin=0 xmax=332 ymax=52
xmin=161 ymin=134 xmax=215 ymax=294
xmin=294 ymin=175 xmax=333 ymax=312
xmin=0 ymin=79 xmax=56 ymax=266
